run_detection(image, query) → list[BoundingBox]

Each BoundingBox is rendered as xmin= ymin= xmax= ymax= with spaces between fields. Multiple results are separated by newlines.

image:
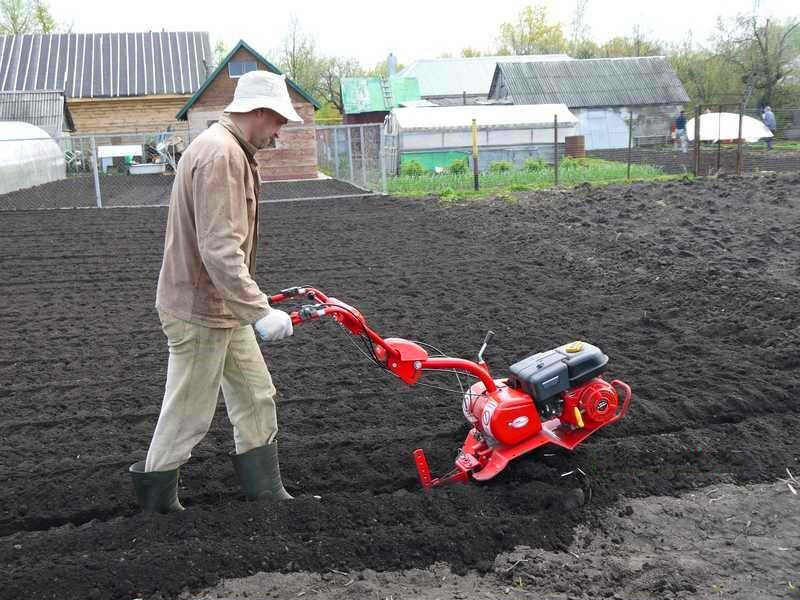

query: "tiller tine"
xmin=413 ymin=448 xmax=480 ymax=489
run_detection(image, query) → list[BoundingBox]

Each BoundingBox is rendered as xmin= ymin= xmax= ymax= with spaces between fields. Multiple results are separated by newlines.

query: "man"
xmin=762 ymin=106 xmax=776 ymax=150
xmin=128 ymin=70 xmax=302 ymax=513
xmin=675 ymin=110 xmax=688 ymax=154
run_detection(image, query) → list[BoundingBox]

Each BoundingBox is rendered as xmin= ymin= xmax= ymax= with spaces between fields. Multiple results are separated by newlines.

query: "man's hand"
xmin=254 ymin=310 xmax=293 ymax=342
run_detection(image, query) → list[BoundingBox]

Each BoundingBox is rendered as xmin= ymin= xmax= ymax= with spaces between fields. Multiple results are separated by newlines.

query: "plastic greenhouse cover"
xmin=686 ymin=113 xmax=773 ymax=143
xmin=389 ymin=104 xmax=578 ymax=131
xmin=0 ymin=121 xmax=66 ymax=196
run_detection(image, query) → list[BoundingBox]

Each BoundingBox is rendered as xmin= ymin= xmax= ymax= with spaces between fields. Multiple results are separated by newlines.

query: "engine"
xmin=462 ymin=341 xmax=619 ymax=446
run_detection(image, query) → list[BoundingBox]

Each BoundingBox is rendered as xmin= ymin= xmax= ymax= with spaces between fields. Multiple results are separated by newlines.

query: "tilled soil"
xmin=0 ymin=175 xmax=370 ymax=211
xmin=1 ymin=173 xmax=799 ymax=599
xmin=192 ymin=479 xmax=800 ymax=600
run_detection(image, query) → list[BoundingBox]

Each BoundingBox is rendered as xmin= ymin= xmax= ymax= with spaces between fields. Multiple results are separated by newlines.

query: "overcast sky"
xmin=48 ymin=0 xmax=798 ymax=67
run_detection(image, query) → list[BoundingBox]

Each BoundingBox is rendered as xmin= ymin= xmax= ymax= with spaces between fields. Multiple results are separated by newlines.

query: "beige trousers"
xmin=144 ymin=310 xmax=278 ymax=472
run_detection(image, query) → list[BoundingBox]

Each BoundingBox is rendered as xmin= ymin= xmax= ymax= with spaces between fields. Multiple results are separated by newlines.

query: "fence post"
xmin=347 ymin=126 xmax=354 ymax=183
xmin=360 ymin=125 xmax=367 ymax=188
xmin=333 ymin=128 xmax=340 ymax=179
xmin=553 ymin=114 xmax=559 ymax=187
xmin=380 ymin=127 xmax=387 ymax=194
xmin=90 ymin=136 xmax=102 ymax=208
xmin=736 ymin=103 xmax=744 ymax=175
xmin=627 ymin=111 xmax=633 ymax=180
xmin=471 ymin=118 xmax=479 ymax=191
xmin=716 ymin=104 xmax=722 ymax=172
xmin=693 ymin=105 xmax=702 ymax=176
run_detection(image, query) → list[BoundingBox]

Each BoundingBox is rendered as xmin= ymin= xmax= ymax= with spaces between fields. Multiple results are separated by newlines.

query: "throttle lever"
xmin=477 ymin=330 xmax=495 ymax=363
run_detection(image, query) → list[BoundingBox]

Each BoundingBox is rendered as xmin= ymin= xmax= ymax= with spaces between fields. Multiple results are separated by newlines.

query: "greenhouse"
xmin=383 ymin=104 xmax=579 ymax=172
xmin=0 ymin=121 xmax=66 ymax=195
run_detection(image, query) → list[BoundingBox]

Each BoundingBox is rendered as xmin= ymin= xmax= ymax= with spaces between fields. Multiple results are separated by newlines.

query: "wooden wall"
xmin=67 ymin=95 xmax=189 ymax=134
xmin=188 ymin=47 xmax=318 ymax=181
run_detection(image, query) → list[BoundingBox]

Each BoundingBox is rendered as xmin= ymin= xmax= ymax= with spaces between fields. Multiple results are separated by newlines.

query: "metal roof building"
xmin=0 ymin=32 xmax=212 ymax=134
xmin=398 ymin=54 xmax=571 ymax=106
xmin=0 ymin=90 xmax=74 ymax=137
xmin=489 ymin=56 xmax=689 ymax=108
xmin=488 ymin=57 xmax=689 ymax=150
xmin=0 ymin=32 xmax=212 ymax=98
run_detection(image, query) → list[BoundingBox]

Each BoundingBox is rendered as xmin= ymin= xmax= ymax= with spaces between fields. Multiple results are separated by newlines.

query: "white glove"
xmin=254 ymin=310 xmax=293 ymax=342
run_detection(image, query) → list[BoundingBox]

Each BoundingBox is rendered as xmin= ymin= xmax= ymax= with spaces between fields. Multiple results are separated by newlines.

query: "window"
xmin=228 ymin=61 xmax=258 ymax=78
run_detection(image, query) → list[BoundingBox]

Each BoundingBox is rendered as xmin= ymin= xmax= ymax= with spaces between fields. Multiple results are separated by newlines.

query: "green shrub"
xmin=448 ymin=158 xmax=468 ymax=175
xmin=400 ymin=160 xmax=425 ymax=177
xmin=522 ymin=158 xmax=548 ymax=172
xmin=488 ymin=160 xmax=513 ymax=173
xmin=560 ymin=156 xmax=593 ymax=170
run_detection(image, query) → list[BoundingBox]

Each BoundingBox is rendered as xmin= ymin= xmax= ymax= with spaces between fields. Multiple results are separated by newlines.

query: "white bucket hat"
xmin=224 ymin=70 xmax=303 ymax=123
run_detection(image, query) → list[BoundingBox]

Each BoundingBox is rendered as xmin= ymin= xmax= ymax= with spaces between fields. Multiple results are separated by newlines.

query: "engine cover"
xmin=463 ymin=382 xmax=542 ymax=446
xmin=507 ymin=341 xmax=608 ymax=415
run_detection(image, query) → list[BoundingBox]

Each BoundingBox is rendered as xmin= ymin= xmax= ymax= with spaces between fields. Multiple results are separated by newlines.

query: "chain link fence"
xmin=1 ymin=107 xmax=798 ymax=210
xmin=314 ymin=124 xmax=385 ymax=193
xmin=383 ymin=105 xmax=800 ymax=196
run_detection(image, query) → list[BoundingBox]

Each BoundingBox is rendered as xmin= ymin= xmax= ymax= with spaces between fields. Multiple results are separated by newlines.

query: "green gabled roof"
xmin=176 ymin=39 xmax=320 ymax=120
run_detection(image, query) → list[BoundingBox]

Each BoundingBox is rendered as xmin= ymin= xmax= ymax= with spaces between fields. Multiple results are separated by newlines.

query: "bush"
xmin=488 ymin=160 xmax=513 ymax=173
xmin=522 ymin=158 xmax=548 ymax=172
xmin=400 ymin=160 xmax=425 ymax=177
xmin=560 ymin=156 xmax=593 ymax=170
xmin=448 ymin=158 xmax=468 ymax=175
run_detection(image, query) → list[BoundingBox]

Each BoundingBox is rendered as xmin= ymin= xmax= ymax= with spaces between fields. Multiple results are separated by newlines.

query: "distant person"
xmin=762 ymin=106 xmax=776 ymax=150
xmin=675 ymin=111 xmax=688 ymax=154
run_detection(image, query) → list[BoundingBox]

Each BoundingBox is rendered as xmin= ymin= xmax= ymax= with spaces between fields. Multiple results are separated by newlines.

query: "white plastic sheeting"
xmin=387 ymin=104 xmax=578 ymax=132
xmin=686 ymin=113 xmax=773 ymax=143
xmin=0 ymin=121 xmax=65 ymax=195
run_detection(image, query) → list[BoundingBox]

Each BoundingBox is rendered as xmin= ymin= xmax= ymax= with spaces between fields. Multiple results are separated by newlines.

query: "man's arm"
xmin=193 ymin=153 xmax=271 ymax=324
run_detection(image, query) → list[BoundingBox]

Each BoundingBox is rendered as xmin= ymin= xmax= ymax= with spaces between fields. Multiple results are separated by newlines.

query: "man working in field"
xmin=128 ymin=71 xmax=301 ymax=513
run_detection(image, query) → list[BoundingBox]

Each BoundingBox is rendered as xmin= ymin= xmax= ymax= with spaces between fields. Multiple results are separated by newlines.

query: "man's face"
xmin=252 ymin=109 xmax=288 ymax=149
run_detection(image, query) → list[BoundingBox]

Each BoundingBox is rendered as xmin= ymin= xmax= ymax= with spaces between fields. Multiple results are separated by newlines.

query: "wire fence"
xmin=386 ymin=105 xmax=800 ymax=195
xmin=0 ymin=106 xmax=798 ymax=211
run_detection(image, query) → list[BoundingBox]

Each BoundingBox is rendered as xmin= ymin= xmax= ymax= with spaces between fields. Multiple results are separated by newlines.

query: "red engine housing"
xmin=464 ymin=384 xmax=542 ymax=446
xmin=463 ymin=377 xmax=621 ymax=445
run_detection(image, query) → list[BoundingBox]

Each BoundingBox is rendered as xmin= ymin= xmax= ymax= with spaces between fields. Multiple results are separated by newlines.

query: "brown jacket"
xmin=155 ymin=114 xmax=271 ymax=328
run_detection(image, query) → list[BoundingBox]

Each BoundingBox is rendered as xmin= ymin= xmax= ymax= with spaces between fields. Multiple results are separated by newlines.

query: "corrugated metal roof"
xmin=491 ymin=57 xmax=689 ymax=108
xmin=340 ymin=76 xmax=420 ymax=114
xmin=397 ymin=54 xmax=572 ymax=97
xmin=389 ymin=104 xmax=578 ymax=131
xmin=0 ymin=32 xmax=212 ymax=98
xmin=0 ymin=90 xmax=73 ymax=135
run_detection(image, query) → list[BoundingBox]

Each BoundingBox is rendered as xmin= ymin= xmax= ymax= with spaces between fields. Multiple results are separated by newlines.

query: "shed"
xmin=0 ymin=32 xmax=212 ymax=133
xmin=0 ymin=121 xmax=65 ymax=194
xmin=397 ymin=54 xmax=571 ymax=106
xmin=384 ymin=104 xmax=578 ymax=172
xmin=340 ymin=76 xmax=420 ymax=124
xmin=488 ymin=57 xmax=689 ymax=150
xmin=0 ymin=90 xmax=74 ymax=137
xmin=176 ymin=40 xmax=321 ymax=181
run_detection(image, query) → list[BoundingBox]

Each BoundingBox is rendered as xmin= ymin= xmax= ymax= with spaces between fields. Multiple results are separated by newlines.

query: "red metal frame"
xmin=269 ymin=286 xmax=631 ymax=488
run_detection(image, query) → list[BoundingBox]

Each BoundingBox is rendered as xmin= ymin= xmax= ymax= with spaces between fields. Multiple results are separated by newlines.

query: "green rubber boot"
xmin=231 ymin=442 xmax=293 ymax=501
xmin=129 ymin=461 xmax=185 ymax=514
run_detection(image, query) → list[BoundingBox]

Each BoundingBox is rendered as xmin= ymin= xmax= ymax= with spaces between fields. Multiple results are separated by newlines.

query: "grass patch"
xmin=387 ymin=158 xmax=666 ymax=196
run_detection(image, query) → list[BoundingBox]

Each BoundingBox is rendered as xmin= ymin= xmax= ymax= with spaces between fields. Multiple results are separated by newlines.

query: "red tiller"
xmin=269 ymin=286 xmax=632 ymax=489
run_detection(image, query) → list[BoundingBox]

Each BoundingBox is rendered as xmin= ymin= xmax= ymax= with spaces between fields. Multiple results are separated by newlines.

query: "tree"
xmin=317 ymin=56 xmax=364 ymax=114
xmin=212 ymin=40 xmax=228 ymax=69
xmin=274 ymin=15 xmax=327 ymax=98
xmin=496 ymin=5 xmax=568 ymax=55
xmin=715 ymin=13 xmax=800 ymax=107
xmin=668 ymin=34 xmax=743 ymax=107
xmin=1 ymin=0 xmax=64 ymax=34
xmin=596 ymin=26 xmax=662 ymax=58
xmin=461 ymin=47 xmax=482 ymax=58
